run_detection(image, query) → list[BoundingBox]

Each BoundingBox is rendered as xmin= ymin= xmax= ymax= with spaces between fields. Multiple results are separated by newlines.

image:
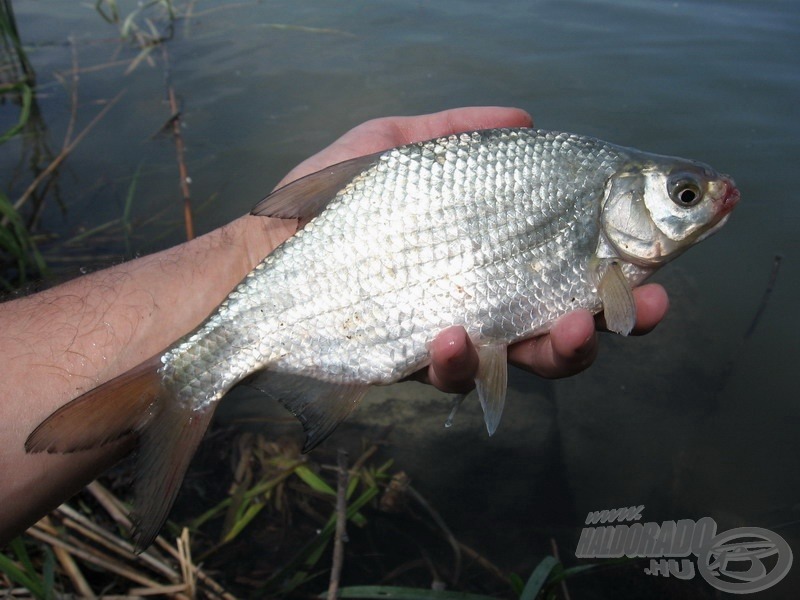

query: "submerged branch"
xmin=407 ymin=485 xmax=462 ymax=585
xmin=744 ymin=254 xmax=782 ymax=340
xmin=712 ymin=254 xmax=784 ymax=407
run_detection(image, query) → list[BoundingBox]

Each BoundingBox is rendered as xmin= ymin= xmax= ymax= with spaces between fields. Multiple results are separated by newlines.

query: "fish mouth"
xmin=695 ymin=176 xmax=739 ymax=243
xmin=717 ymin=175 xmax=740 ymax=216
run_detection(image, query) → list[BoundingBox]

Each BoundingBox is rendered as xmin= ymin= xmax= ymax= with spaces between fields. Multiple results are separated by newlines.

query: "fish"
xmin=25 ymin=128 xmax=739 ymax=550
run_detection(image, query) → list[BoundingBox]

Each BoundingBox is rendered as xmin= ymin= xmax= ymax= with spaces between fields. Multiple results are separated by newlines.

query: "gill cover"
xmin=600 ymin=160 xmax=726 ymax=266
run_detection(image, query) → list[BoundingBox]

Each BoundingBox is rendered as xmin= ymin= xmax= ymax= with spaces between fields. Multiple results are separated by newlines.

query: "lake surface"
xmin=3 ymin=0 xmax=799 ymax=597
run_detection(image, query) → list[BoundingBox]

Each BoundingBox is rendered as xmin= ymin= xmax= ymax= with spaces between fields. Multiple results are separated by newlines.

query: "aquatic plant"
xmin=2 ymin=424 xmax=623 ymax=599
xmin=1 ymin=1 xmax=45 ymax=288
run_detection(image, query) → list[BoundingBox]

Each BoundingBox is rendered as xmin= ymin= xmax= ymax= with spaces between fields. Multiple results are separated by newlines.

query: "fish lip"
xmin=718 ymin=175 xmax=740 ymax=216
xmin=692 ymin=176 xmax=739 ymax=245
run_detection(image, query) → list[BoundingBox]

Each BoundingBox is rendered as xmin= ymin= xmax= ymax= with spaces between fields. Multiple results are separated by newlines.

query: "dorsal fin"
xmin=251 ymin=152 xmax=382 ymax=222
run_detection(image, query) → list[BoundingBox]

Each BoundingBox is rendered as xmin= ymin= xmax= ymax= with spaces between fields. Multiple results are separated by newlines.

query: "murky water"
xmin=4 ymin=0 xmax=800 ymax=596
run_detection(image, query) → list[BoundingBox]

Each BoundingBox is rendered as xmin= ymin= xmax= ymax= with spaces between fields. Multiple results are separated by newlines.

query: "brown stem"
xmin=328 ymin=448 xmax=349 ymax=599
xmin=161 ymin=44 xmax=195 ymax=241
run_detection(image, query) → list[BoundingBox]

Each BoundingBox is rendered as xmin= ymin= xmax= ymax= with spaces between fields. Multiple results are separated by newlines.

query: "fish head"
xmin=600 ymin=156 xmax=739 ymax=266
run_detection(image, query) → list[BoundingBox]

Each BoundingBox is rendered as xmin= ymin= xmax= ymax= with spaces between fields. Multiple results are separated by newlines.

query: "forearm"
xmin=0 ymin=106 xmax=661 ymax=544
xmin=0 ymin=214 xmax=295 ymax=542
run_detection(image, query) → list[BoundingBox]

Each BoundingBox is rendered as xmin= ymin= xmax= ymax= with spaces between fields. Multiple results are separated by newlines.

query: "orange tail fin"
xmin=26 ymin=356 xmax=162 ymax=453
xmin=25 ymin=354 xmax=218 ymax=551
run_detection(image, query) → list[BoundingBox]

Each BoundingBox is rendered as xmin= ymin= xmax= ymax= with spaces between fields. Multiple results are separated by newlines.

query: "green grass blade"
xmin=63 ymin=219 xmax=120 ymax=245
xmin=189 ymin=460 xmax=304 ymax=530
xmin=9 ymin=538 xmax=35 ymax=578
xmin=41 ymin=547 xmax=55 ymax=600
xmin=0 ymin=222 xmax=23 ymax=255
xmin=122 ymin=163 xmax=142 ymax=256
xmin=222 ymin=501 xmax=266 ymax=544
xmin=519 ymin=556 xmax=559 ymax=600
xmin=508 ymin=572 xmax=525 ymax=596
xmin=265 ymin=484 xmax=380 ymax=593
xmin=0 ymin=81 xmax=32 ymax=143
xmin=0 ymin=550 xmax=46 ymax=599
xmin=0 ymin=190 xmax=47 ymax=284
xmin=346 ymin=473 xmax=360 ymax=497
xmin=94 ymin=0 xmax=120 ymax=24
xmin=294 ymin=464 xmax=367 ymax=526
xmin=120 ymin=5 xmax=143 ymax=37
xmin=295 ymin=464 xmax=336 ymax=495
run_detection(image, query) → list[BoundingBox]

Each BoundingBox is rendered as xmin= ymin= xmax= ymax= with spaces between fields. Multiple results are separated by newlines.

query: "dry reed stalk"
xmin=158 ymin=43 xmax=194 ymax=241
xmin=350 ymin=444 xmax=379 ymax=473
xmin=457 ymin=542 xmax=509 ymax=584
xmin=407 ymin=485 xmax=462 ymax=584
xmin=128 ymin=582 xmax=192 ymax=596
xmin=57 ymin=505 xmax=181 ymax=583
xmin=177 ymin=528 xmax=196 ymax=599
xmin=85 ymin=482 xmax=236 ymax=599
xmin=7 ymin=90 xmax=124 ymax=216
xmin=27 ymin=525 xmax=164 ymax=589
xmin=327 ymin=449 xmax=349 ymax=600
xmin=39 ymin=516 xmax=97 ymax=599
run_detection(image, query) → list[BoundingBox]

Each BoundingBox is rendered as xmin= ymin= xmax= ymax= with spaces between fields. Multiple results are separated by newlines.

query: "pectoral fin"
xmin=598 ymin=261 xmax=636 ymax=336
xmin=251 ymin=373 xmax=369 ymax=452
xmin=474 ymin=344 xmax=508 ymax=436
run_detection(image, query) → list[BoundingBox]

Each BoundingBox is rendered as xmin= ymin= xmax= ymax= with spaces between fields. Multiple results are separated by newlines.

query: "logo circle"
xmin=697 ymin=526 xmax=792 ymax=594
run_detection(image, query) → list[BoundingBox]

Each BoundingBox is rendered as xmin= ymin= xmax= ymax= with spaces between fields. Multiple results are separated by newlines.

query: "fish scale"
xmin=235 ymin=133 xmax=608 ymax=382
xmin=26 ymin=127 xmax=738 ymax=550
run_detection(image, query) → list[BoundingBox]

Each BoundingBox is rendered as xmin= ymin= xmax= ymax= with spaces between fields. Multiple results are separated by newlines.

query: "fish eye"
xmin=668 ymin=175 xmax=703 ymax=207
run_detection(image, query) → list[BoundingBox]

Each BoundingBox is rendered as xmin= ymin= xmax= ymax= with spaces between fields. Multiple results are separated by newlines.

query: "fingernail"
xmin=446 ymin=330 xmax=471 ymax=367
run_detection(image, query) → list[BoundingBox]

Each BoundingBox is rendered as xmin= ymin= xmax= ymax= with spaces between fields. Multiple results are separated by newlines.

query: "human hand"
xmin=265 ymin=106 xmax=669 ymax=392
xmin=424 ymin=284 xmax=669 ymax=392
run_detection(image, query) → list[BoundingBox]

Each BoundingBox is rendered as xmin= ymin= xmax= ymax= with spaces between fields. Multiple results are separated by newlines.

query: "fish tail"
xmin=25 ymin=356 xmax=164 ymax=453
xmin=131 ymin=386 xmax=217 ymax=551
xmin=25 ymin=354 xmax=217 ymax=552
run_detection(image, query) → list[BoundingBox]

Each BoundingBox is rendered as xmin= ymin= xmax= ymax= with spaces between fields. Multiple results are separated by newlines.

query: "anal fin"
xmin=252 ymin=373 xmax=369 ymax=452
xmin=598 ymin=261 xmax=636 ymax=336
xmin=475 ymin=344 xmax=508 ymax=436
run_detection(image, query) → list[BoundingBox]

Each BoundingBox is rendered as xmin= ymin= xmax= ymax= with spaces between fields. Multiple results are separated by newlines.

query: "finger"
xmin=595 ymin=283 xmax=669 ymax=335
xmin=276 ymin=106 xmax=533 ymax=187
xmin=386 ymin=106 xmax=533 ymax=146
xmin=410 ymin=326 xmax=479 ymax=393
xmin=630 ymin=283 xmax=669 ymax=335
xmin=508 ymin=310 xmax=598 ymax=379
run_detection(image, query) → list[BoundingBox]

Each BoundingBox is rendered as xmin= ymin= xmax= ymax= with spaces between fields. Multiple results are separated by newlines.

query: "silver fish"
xmin=26 ymin=128 xmax=739 ymax=549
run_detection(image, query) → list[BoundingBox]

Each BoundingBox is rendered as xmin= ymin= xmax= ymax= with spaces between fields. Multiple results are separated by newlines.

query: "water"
xmin=4 ymin=0 xmax=799 ymax=596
